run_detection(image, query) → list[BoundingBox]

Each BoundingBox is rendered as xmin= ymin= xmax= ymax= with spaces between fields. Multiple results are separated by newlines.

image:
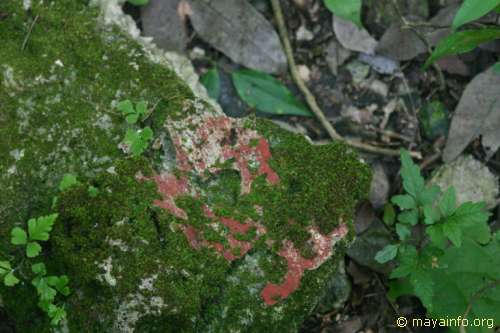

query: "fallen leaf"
xmin=332 ymin=15 xmax=377 ymax=55
xmin=358 ymin=53 xmax=399 ymax=75
xmin=187 ymin=0 xmax=287 ymax=74
xmin=141 ymin=0 xmax=188 ymax=52
xmin=369 ymin=163 xmax=390 ymax=210
xmin=376 ymin=20 xmax=426 ymax=61
xmin=443 ymin=66 xmax=500 ymax=161
xmin=435 ymin=56 xmax=470 ymax=76
xmin=325 ymin=39 xmax=351 ymax=75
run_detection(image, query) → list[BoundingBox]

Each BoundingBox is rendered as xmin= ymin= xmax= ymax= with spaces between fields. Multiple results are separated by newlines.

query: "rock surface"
xmin=0 ymin=1 xmax=370 ymax=332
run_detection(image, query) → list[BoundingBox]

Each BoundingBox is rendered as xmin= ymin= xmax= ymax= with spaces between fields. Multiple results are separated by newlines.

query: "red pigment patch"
xmin=149 ymin=173 xmax=190 ymax=220
xmin=261 ymin=224 xmax=349 ymax=305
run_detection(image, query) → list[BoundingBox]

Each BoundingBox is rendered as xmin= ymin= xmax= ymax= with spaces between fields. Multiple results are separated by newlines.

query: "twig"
xmin=270 ymin=0 xmax=421 ymax=159
xmin=459 ymin=279 xmax=500 ymax=333
xmin=21 ymin=14 xmax=39 ymax=51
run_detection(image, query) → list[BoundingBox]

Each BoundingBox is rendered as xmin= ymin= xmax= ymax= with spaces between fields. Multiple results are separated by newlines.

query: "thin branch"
xmin=270 ymin=0 xmax=421 ymax=159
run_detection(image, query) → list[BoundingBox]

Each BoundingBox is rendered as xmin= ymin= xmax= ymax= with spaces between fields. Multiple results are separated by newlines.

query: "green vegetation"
xmin=376 ymin=150 xmax=499 ymax=332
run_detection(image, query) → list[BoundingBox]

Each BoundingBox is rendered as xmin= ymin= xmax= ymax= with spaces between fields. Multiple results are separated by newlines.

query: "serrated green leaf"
xmin=32 ymin=277 xmax=57 ymax=303
xmin=383 ymin=203 xmax=396 ymax=226
xmin=48 ymin=304 xmax=67 ymax=326
xmin=324 ymin=0 xmax=362 ymax=28
xmin=200 ymin=68 xmax=221 ymax=101
xmin=47 ymin=275 xmax=70 ymax=296
xmin=4 ymin=271 xmax=20 ymax=287
xmin=11 ymin=227 xmax=27 ymax=245
xmin=27 ymin=241 xmax=42 ymax=258
xmin=28 ymin=214 xmax=58 ymax=241
xmin=135 ymin=101 xmax=147 ymax=117
xmin=447 ymin=201 xmax=491 ymax=244
xmin=417 ymin=185 xmax=440 ymax=206
xmin=387 ymin=278 xmax=414 ymax=301
xmin=398 ymin=209 xmax=419 ymax=226
xmin=452 ymin=0 xmax=500 ymax=30
xmin=396 ymin=223 xmax=411 ymax=241
xmin=439 ymin=187 xmax=456 ymax=217
xmin=391 ymin=194 xmax=416 ymax=210
xmin=125 ymin=113 xmax=139 ymax=124
xmin=390 ymin=245 xmax=418 ymax=279
xmin=424 ymin=28 xmax=500 ymax=69
xmin=59 ymin=174 xmax=79 ymax=191
xmin=426 ymin=224 xmax=448 ymax=249
xmin=32 ymin=263 xmax=47 ymax=276
xmin=232 ymin=69 xmax=312 ymax=117
xmin=410 ymin=268 xmax=434 ymax=310
xmin=399 ymin=149 xmax=425 ymax=198
xmin=375 ymin=244 xmax=399 ymax=264
xmin=423 ymin=205 xmax=441 ymax=225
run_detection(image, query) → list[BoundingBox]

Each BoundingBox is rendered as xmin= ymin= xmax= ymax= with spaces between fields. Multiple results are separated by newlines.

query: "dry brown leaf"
xmin=443 ymin=66 xmax=500 ymax=162
xmin=332 ymin=15 xmax=377 ymax=55
xmin=186 ymin=0 xmax=287 ymax=74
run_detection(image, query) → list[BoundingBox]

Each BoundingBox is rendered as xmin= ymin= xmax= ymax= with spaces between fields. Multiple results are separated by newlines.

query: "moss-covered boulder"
xmin=0 ymin=1 xmax=370 ymax=332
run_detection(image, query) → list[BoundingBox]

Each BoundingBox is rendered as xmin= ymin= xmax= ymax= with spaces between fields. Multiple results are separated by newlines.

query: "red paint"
xmin=261 ymin=224 xmax=349 ymax=305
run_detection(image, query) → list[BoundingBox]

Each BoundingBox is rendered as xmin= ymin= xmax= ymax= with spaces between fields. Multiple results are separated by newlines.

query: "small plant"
xmin=376 ymin=150 xmax=500 ymax=331
xmin=117 ymin=99 xmax=154 ymax=157
xmin=0 ymin=175 xmax=80 ymax=326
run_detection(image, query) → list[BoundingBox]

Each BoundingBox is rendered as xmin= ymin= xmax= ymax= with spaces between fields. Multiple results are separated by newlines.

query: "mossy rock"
xmin=0 ymin=1 xmax=371 ymax=332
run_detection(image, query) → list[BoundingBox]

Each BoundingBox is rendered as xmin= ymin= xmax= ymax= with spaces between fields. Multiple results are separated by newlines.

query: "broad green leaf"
xmin=125 ymin=113 xmax=139 ymax=124
xmin=27 ymin=241 xmax=42 ymax=258
xmin=200 ymin=68 xmax=221 ymax=101
xmin=439 ymin=187 xmax=456 ymax=217
xmin=4 ymin=272 xmax=20 ymax=287
xmin=452 ymin=0 xmax=500 ymax=30
xmin=390 ymin=245 xmax=418 ymax=279
xmin=398 ymin=209 xmax=418 ymax=226
xmin=123 ymin=128 xmax=154 ymax=157
xmin=426 ymin=224 xmax=448 ymax=249
xmin=117 ymin=100 xmax=134 ymax=115
xmin=423 ymin=205 xmax=441 ymax=225
xmin=32 ymin=263 xmax=47 ymax=276
xmin=443 ymin=221 xmax=463 ymax=247
xmin=387 ymin=278 xmax=414 ymax=301
xmin=11 ymin=227 xmax=27 ymax=245
xmin=446 ymin=201 xmax=491 ymax=244
xmin=396 ymin=223 xmax=411 ymax=241
xmin=127 ymin=0 xmax=149 ymax=5
xmin=32 ymin=277 xmax=57 ymax=303
xmin=417 ymin=185 xmax=440 ymax=206
xmin=59 ymin=174 xmax=79 ymax=191
xmin=232 ymin=69 xmax=312 ymax=117
xmin=375 ymin=244 xmax=399 ymax=264
xmin=0 ymin=261 xmax=11 ymax=275
xmin=135 ymin=101 xmax=147 ymax=117
xmin=324 ymin=0 xmax=362 ymax=28
xmin=391 ymin=194 xmax=416 ymax=210
xmin=28 ymin=214 xmax=58 ymax=241
xmin=47 ymin=275 xmax=71 ymax=296
xmin=424 ymin=28 xmax=500 ymax=69
xmin=399 ymin=149 xmax=425 ymax=198
xmin=48 ymin=305 xmax=67 ymax=326
xmin=409 ymin=268 xmax=434 ymax=310
xmin=383 ymin=203 xmax=396 ymax=226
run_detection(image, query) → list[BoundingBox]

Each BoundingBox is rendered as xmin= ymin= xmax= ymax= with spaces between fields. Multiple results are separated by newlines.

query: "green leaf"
xmin=443 ymin=221 xmax=463 ymax=247
xmin=28 ymin=214 xmax=58 ymax=241
xmin=0 ymin=261 xmax=11 ymax=276
xmin=32 ymin=263 xmax=47 ymax=276
xmin=123 ymin=128 xmax=154 ymax=156
xmin=375 ymin=244 xmax=399 ymax=264
xmin=125 ymin=113 xmax=139 ymax=124
xmin=399 ymin=149 xmax=425 ymax=198
xmin=426 ymin=224 xmax=447 ymax=249
xmin=59 ymin=174 xmax=79 ymax=191
xmin=117 ymin=100 xmax=134 ymax=115
xmin=27 ymin=241 xmax=42 ymax=258
xmin=32 ymin=277 xmax=57 ymax=303
xmin=439 ymin=187 xmax=456 ymax=217
xmin=232 ymin=69 xmax=312 ymax=117
xmin=4 ymin=272 xmax=20 ymax=287
xmin=396 ymin=223 xmax=412 ymax=241
xmin=424 ymin=28 xmax=500 ymax=69
xmin=387 ymin=278 xmax=414 ymax=301
xmin=48 ymin=304 xmax=67 ymax=326
xmin=88 ymin=185 xmax=99 ymax=198
xmin=391 ymin=194 xmax=416 ymax=210
xmin=417 ymin=185 xmax=440 ymax=206
xmin=447 ymin=201 xmax=491 ymax=244
xmin=47 ymin=275 xmax=70 ymax=296
xmin=398 ymin=209 xmax=418 ymax=226
xmin=494 ymin=62 xmax=500 ymax=74
xmin=11 ymin=227 xmax=27 ymax=245
xmin=324 ymin=0 xmax=362 ymax=28
xmin=390 ymin=245 xmax=418 ymax=279
xmin=200 ymin=68 xmax=221 ymax=101
xmin=127 ymin=0 xmax=149 ymax=5
xmin=409 ymin=268 xmax=434 ymax=310
xmin=423 ymin=205 xmax=440 ymax=225
xmin=419 ymin=101 xmax=449 ymax=140
xmin=383 ymin=203 xmax=396 ymax=226
xmin=452 ymin=0 xmax=500 ymax=30
xmin=135 ymin=101 xmax=147 ymax=117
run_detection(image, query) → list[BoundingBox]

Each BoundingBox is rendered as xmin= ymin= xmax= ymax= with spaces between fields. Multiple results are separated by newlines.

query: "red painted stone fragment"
xmin=261 ymin=224 xmax=349 ymax=305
